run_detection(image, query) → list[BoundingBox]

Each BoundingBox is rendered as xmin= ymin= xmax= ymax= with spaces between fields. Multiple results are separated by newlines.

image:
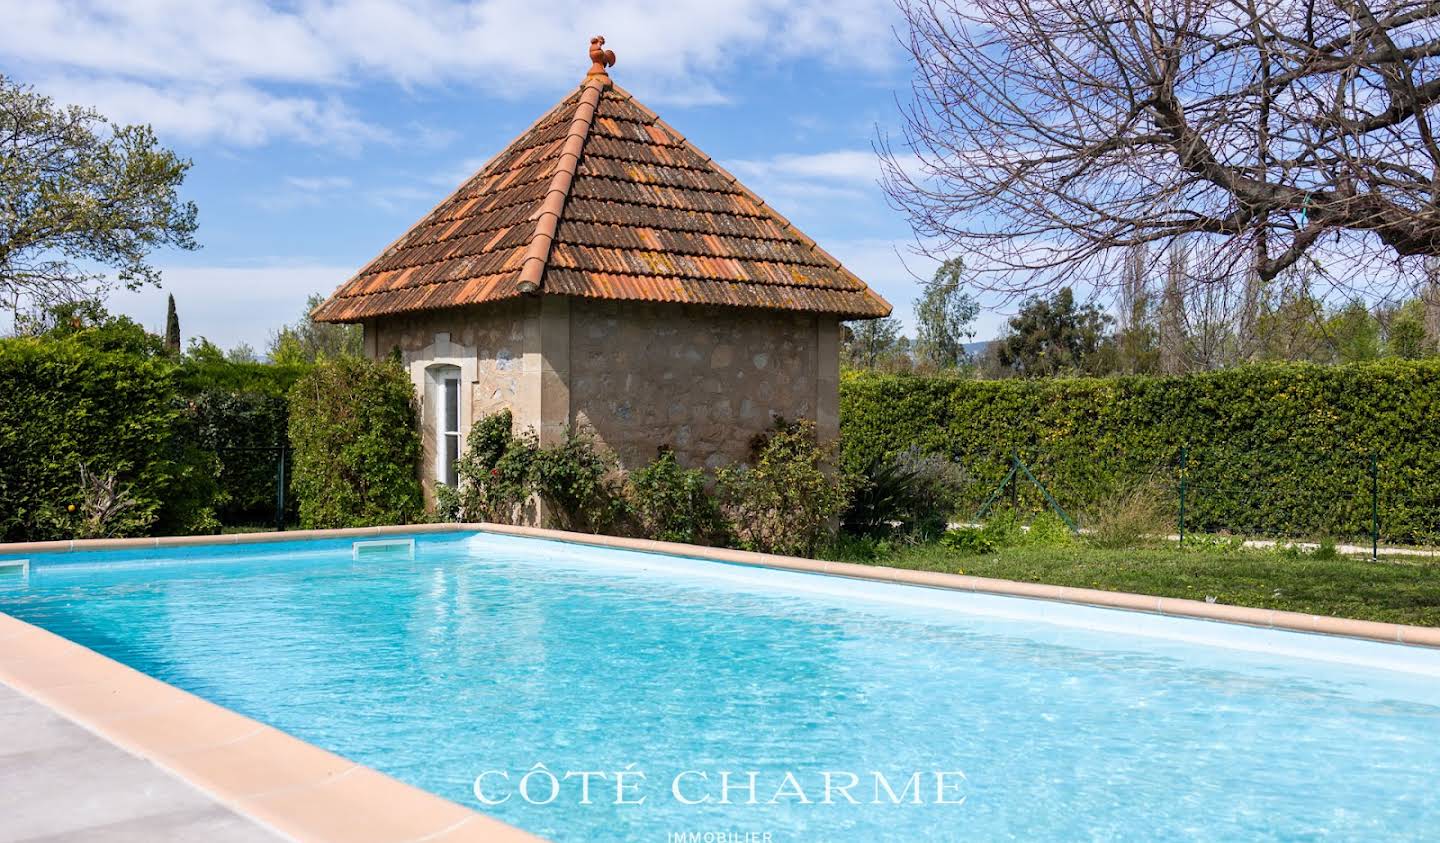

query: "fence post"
xmin=275 ymin=444 xmax=287 ymax=532
xmin=1009 ymin=452 xmax=1019 ymax=512
xmin=1178 ymin=445 xmax=1188 ymax=546
xmin=1371 ymin=453 xmax=1379 ymax=562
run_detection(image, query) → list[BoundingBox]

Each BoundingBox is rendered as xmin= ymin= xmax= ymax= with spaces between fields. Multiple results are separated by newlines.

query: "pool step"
xmin=351 ymin=539 xmax=415 ymax=561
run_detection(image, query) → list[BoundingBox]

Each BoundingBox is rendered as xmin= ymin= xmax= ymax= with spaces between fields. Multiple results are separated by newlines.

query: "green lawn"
xmin=836 ymin=541 xmax=1440 ymax=627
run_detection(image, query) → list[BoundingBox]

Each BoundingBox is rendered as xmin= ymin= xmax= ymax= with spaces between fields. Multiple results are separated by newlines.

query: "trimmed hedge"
xmin=288 ymin=356 xmax=424 ymax=529
xmin=177 ymin=360 xmax=309 ymax=526
xmin=840 ymin=362 xmax=1440 ymax=543
xmin=0 ymin=339 xmax=212 ymax=540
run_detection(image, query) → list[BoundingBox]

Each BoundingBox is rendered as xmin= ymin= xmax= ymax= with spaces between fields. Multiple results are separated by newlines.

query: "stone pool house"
xmin=314 ymin=37 xmax=890 ymax=497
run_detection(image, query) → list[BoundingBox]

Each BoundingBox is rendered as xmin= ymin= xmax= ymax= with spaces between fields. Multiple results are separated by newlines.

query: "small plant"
xmin=940 ymin=527 xmax=995 ymax=555
xmin=979 ymin=510 xmax=1024 ymax=547
xmin=843 ymin=447 xmax=967 ymax=542
xmin=454 ymin=410 xmax=534 ymax=524
xmin=1022 ymin=511 xmax=1076 ymax=547
xmin=1085 ymin=480 xmax=1172 ymax=549
xmin=433 ymin=484 xmax=462 ymax=523
xmin=625 ymin=448 xmax=726 ymax=545
xmin=717 ymin=418 xmax=851 ymax=557
xmin=70 ymin=464 xmax=151 ymax=538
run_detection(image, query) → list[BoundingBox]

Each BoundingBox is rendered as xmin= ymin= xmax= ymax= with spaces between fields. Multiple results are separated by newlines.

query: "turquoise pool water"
xmin=1 ymin=532 xmax=1438 ymax=841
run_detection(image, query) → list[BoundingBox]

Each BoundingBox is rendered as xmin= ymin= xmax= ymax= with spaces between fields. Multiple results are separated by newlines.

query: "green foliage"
xmin=1085 ymin=480 xmax=1172 ymax=549
xmin=0 ymin=74 xmax=197 ymax=307
xmin=842 ymin=317 xmax=904 ymax=369
xmin=454 ymin=410 xmax=532 ymax=523
xmin=21 ymin=300 xmax=167 ymax=357
xmin=530 ymin=429 xmax=623 ymax=533
xmin=843 ymin=447 xmax=967 ymax=541
xmin=996 ymin=287 xmax=1114 ymax=376
xmin=176 ymin=356 xmax=307 ymax=527
xmin=287 ymin=356 xmax=424 ymax=529
xmin=0 ymin=337 xmax=213 ymax=541
xmin=840 ymin=360 xmax=1440 ymax=543
xmin=913 ymin=258 xmax=980 ymax=369
xmin=716 ymin=419 xmax=851 ymax=557
xmin=453 ymin=411 xmax=623 ymax=532
xmin=433 ymin=484 xmax=463 ymax=523
xmin=939 ymin=527 xmax=995 ymax=555
xmin=626 ymin=448 xmax=727 ymax=545
xmin=1388 ymin=314 xmax=1428 ymax=359
xmin=268 ymin=293 xmax=362 ymax=364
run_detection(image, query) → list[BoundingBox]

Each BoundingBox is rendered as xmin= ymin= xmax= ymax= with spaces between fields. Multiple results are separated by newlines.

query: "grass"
xmin=824 ymin=521 xmax=1440 ymax=627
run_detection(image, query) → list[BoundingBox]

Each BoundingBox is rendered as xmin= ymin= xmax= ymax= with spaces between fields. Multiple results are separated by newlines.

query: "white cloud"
xmin=33 ymin=75 xmax=385 ymax=150
xmin=726 ymin=149 xmax=923 ymax=206
xmin=1 ymin=1 xmax=900 ymax=147
xmin=103 ymin=264 xmax=354 ymax=351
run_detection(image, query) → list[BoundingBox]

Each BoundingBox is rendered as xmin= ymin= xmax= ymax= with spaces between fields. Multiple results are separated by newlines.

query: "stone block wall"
xmin=567 ymin=299 xmax=837 ymax=469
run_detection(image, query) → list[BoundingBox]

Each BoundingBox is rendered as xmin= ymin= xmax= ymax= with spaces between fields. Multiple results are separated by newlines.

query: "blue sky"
xmin=1 ymin=0 xmax=1015 ymax=351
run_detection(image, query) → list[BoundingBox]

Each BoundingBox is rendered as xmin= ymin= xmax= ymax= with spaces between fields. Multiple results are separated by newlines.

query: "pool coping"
xmin=4 ymin=521 xmax=1438 ymax=650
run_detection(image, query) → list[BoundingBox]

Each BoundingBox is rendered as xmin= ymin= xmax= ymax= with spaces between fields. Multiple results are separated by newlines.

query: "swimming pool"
xmin=2 ymin=531 xmax=1437 ymax=841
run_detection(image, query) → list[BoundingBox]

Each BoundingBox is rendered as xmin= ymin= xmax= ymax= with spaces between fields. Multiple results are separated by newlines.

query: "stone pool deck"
xmin=0 ymin=683 xmax=282 ymax=842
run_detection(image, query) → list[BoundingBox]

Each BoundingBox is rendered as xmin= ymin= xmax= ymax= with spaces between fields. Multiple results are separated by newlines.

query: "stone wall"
xmin=567 ymin=299 xmax=837 ymax=470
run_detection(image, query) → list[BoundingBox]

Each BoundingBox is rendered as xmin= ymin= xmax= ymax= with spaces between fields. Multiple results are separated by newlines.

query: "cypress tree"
xmin=164 ymin=293 xmax=180 ymax=354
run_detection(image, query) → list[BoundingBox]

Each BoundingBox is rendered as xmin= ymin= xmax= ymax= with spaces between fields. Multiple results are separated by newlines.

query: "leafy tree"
xmin=164 ymin=294 xmax=180 ymax=354
xmin=1389 ymin=316 xmax=1428 ymax=360
xmin=842 ymin=317 xmax=904 ymax=369
xmin=1326 ymin=301 xmax=1382 ymax=364
xmin=913 ymin=258 xmax=979 ymax=369
xmin=996 ymin=288 xmax=1113 ymax=377
xmin=0 ymin=74 xmax=197 ymax=313
xmin=226 ymin=342 xmax=259 ymax=364
xmin=23 ymin=300 xmax=165 ymax=357
xmin=268 ymin=293 xmax=362 ymax=363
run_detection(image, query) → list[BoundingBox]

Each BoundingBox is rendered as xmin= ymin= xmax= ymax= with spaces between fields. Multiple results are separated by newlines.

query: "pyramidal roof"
xmin=313 ymin=38 xmax=891 ymax=323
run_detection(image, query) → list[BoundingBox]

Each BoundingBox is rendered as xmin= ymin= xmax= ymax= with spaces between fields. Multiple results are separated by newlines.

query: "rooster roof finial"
xmin=588 ymin=36 xmax=616 ymax=77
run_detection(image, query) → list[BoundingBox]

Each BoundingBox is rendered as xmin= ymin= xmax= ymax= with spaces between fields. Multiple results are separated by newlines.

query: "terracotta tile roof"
xmin=312 ymin=46 xmax=891 ymax=323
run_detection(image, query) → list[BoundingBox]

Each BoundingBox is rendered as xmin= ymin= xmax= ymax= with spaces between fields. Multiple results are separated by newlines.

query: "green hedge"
xmin=0 ymin=339 xmax=213 ymax=541
xmin=840 ymin=362 xmax=1440 ymax=543
xmin=178 ymin=360 xmax=309 ymax=526
xmin=288 ymin=357 xmax=424 ymax=529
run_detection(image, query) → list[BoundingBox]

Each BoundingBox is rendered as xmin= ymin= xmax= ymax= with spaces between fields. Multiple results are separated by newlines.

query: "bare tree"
xmin=882 ymin=0 xmax=1440 ymax=304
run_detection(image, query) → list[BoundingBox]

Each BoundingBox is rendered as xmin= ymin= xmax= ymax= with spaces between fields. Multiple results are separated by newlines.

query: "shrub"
xmin=840 ymin=361 xmax=1440 ymax=543
xmin=0 ymin=338 xmax=214 ymax=541
xmin=531 ymin=428 xmax=623 ymax=533
xmin=716 ymin=419 xmax=851 ymax=557
xmin=288 ymin=356 xmax=424 ymax=528
xmin=843 ymin=447 xmax=967 ymax=541
xmin=455 ymin=411 xmax=622 ymax=532
xmin=626 ymin=448 xmax=727 ymax=545
xmin=454 ymin=410 xmax=533 ymax=523
xmin=940 ymin=527 xmax=995 ymax=555
xmin=1085 ymin=479 xmax=1172 ymax=549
